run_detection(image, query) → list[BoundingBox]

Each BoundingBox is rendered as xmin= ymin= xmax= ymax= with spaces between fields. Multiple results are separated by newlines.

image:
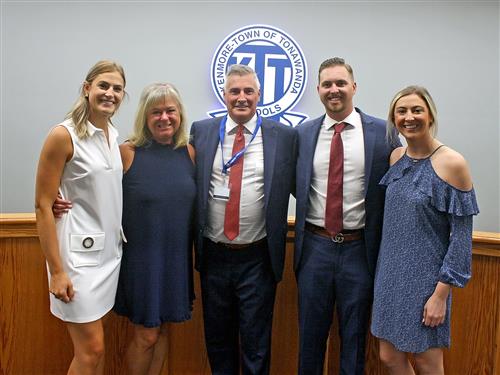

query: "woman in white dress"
xmin=35 ymin=60 xmax=126 ymax=374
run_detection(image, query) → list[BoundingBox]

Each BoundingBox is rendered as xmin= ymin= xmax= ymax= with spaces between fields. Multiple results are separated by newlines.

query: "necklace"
xmin=406 ymin=144 xmax=445 ymax=162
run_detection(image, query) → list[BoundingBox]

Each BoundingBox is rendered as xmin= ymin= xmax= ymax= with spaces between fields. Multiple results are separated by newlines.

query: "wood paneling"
xmin=0 ymin=237 xmax=73 ymax=374
xmin=443 ymin=254 xmax=499 ymax=375
xmin=1 ymin=214 xmax=499 ymax=375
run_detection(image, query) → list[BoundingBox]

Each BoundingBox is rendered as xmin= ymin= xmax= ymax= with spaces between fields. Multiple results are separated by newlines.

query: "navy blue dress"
xmin=371 ymin=152 xmax=479 ymax=352
xmin=114 ymin=141 xmax=196 ymax=327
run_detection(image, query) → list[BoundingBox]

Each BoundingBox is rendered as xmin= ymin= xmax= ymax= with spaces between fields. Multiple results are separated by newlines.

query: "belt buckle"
xmin=331 ymin=233 xmax=344 ymax=243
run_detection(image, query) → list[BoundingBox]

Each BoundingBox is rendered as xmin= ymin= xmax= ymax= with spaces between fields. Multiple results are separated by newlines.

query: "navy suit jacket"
xmin=294 ymin=108 xmax=398 ymax=276
xmin=190 ymin=116 xmax=297 ymax=282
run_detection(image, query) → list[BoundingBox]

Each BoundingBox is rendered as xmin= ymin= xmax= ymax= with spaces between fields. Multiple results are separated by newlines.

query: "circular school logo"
xmin=209 ymin=24 xmax=308 ymax=126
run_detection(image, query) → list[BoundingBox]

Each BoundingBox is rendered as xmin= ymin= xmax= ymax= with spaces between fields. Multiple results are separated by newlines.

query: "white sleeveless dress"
xmin=48 ymin=119 xmax=123 ymax=323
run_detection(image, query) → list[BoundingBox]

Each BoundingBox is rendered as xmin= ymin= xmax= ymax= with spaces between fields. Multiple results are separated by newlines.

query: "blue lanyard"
xmin=219 ymin=115 xmax=262 ymax=175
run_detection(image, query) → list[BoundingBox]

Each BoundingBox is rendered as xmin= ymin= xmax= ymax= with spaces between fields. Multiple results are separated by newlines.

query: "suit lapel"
xmin=359 ymin=109 xmax=375 ymax=197
xmin=262 ymin=120 xmax=277 ymax=209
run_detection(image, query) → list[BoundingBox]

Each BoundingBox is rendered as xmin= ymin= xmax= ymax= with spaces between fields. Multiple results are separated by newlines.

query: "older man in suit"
xmin=294 ymin=57 xmax=399 ymax=375
xmin=190 ymin=64 xmax=297 ymax=375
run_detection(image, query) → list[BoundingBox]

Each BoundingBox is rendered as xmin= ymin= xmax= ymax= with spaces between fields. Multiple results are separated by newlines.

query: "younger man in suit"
xmin=190 ymin=64 xmax=296 ymax=375
xmin=294 ymin=57 xmax=399 ymax=375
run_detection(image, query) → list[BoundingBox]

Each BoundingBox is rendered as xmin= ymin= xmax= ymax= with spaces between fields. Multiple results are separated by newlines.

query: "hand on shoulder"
xmin=432 ymin=147 xmax=473 ymax=191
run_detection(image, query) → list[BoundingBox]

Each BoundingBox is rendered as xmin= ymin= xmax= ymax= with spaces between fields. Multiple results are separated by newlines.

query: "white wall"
xmin=1 ymin=1 xmax=498 ymax=231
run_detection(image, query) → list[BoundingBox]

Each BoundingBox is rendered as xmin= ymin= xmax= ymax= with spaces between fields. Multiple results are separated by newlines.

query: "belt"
xmin=210 ymin=237 xmax=267 ymax=250
xmin=305 ymin=222 xmax=363 ymax=243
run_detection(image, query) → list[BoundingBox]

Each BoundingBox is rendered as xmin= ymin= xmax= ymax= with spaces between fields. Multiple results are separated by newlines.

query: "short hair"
xmin=128 ymin=83 xmax=188 ymax=149
xmin=224 ymin=64 xmax=261 ymax=91
xmin=386 ymin=85 xmax=438 ymax=143
xmin=66 ymin=60 xmax=126 ymax=139
xmin=318 ymin=57 xmax=355 ymax=83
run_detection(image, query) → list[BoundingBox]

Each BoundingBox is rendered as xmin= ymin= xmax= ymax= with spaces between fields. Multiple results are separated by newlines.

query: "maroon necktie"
xmin=325 ymin=122 xmax=346 ymax=236
xmin=224 ymin=125 xmax=245 ymax=241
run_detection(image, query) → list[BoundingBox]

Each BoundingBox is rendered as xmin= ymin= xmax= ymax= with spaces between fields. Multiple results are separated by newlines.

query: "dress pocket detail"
xmin=69 ymin=232 xmax=105 ymax=267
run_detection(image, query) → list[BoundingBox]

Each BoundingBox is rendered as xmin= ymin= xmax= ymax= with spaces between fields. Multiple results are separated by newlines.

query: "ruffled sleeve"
xmin=412 ymin=161 xmax=479 ymax=216
xmin=379 ymin=155 xmax=414 ymax=187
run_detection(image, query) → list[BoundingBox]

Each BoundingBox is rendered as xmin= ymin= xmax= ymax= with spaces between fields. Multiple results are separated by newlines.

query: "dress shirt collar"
xmin=86 ymin=121 xmax=100 ymax=136
xmin=226 ymin=113 xmax=258 ymax=135
xmin=86 ymin=121 xmax=118 ymax=142
xmin=323 ymin=109 xmax=360 ymax=131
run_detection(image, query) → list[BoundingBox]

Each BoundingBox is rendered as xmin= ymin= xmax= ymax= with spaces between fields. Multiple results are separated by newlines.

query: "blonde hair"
xmin=128 ymin=83 xmax=188 ymax=148
xmin=387 ymin=85 xmax=438 ymax=143
xmin=66 ymin=60 xmax=126 ymax=139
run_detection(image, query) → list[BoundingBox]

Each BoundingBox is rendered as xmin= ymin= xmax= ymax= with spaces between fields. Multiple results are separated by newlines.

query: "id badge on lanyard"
xmin=213 ymin=115 xmax=261 ymax=201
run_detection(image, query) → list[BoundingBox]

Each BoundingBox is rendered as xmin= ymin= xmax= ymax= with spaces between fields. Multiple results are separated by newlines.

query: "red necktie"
xmin=325 ymin=122 xmax=346 ymax=236
xmin=224 ymin=125 xmax=245 ymax=241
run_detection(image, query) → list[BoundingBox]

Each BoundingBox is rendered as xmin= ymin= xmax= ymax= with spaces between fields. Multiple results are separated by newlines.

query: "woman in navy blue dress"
xmin=113 ymin=83 xmax=196 ymax=374
xmin=371 ymin=86 xmax=478 ymax=375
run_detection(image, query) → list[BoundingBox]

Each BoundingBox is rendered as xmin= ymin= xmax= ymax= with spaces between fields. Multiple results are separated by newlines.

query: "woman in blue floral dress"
xmin=371 ymin=86 xmax=479 ymax=375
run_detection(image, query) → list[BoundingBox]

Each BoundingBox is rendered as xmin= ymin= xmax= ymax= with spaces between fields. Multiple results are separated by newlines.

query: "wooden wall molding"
xmin=0 ymin=213 xmax=38 ymax=238
xmin=2 ymin=214 xmax=498 ymax=250
xmin=1 ymin=213 xmax=499 ymax=375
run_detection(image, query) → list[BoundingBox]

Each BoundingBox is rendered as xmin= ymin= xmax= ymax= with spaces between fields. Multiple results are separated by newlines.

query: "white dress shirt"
xmin=306 ymin=110 xmax=366 ymax=230
xmin=205 ymin=114 xmax=266 ymax=244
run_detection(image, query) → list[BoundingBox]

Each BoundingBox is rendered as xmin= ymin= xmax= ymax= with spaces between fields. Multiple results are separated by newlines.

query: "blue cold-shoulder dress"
xmin=114 ymin=141 xmax=196 ymax=327
xmin=370 ymin=148 xmax=479 ymax=353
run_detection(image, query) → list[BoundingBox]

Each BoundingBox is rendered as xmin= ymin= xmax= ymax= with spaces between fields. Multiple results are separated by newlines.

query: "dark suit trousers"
xmin=200 ymin=238 xmax=277 ymax=375
xmin=296 ymin=230 xmax=373 ymax=375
